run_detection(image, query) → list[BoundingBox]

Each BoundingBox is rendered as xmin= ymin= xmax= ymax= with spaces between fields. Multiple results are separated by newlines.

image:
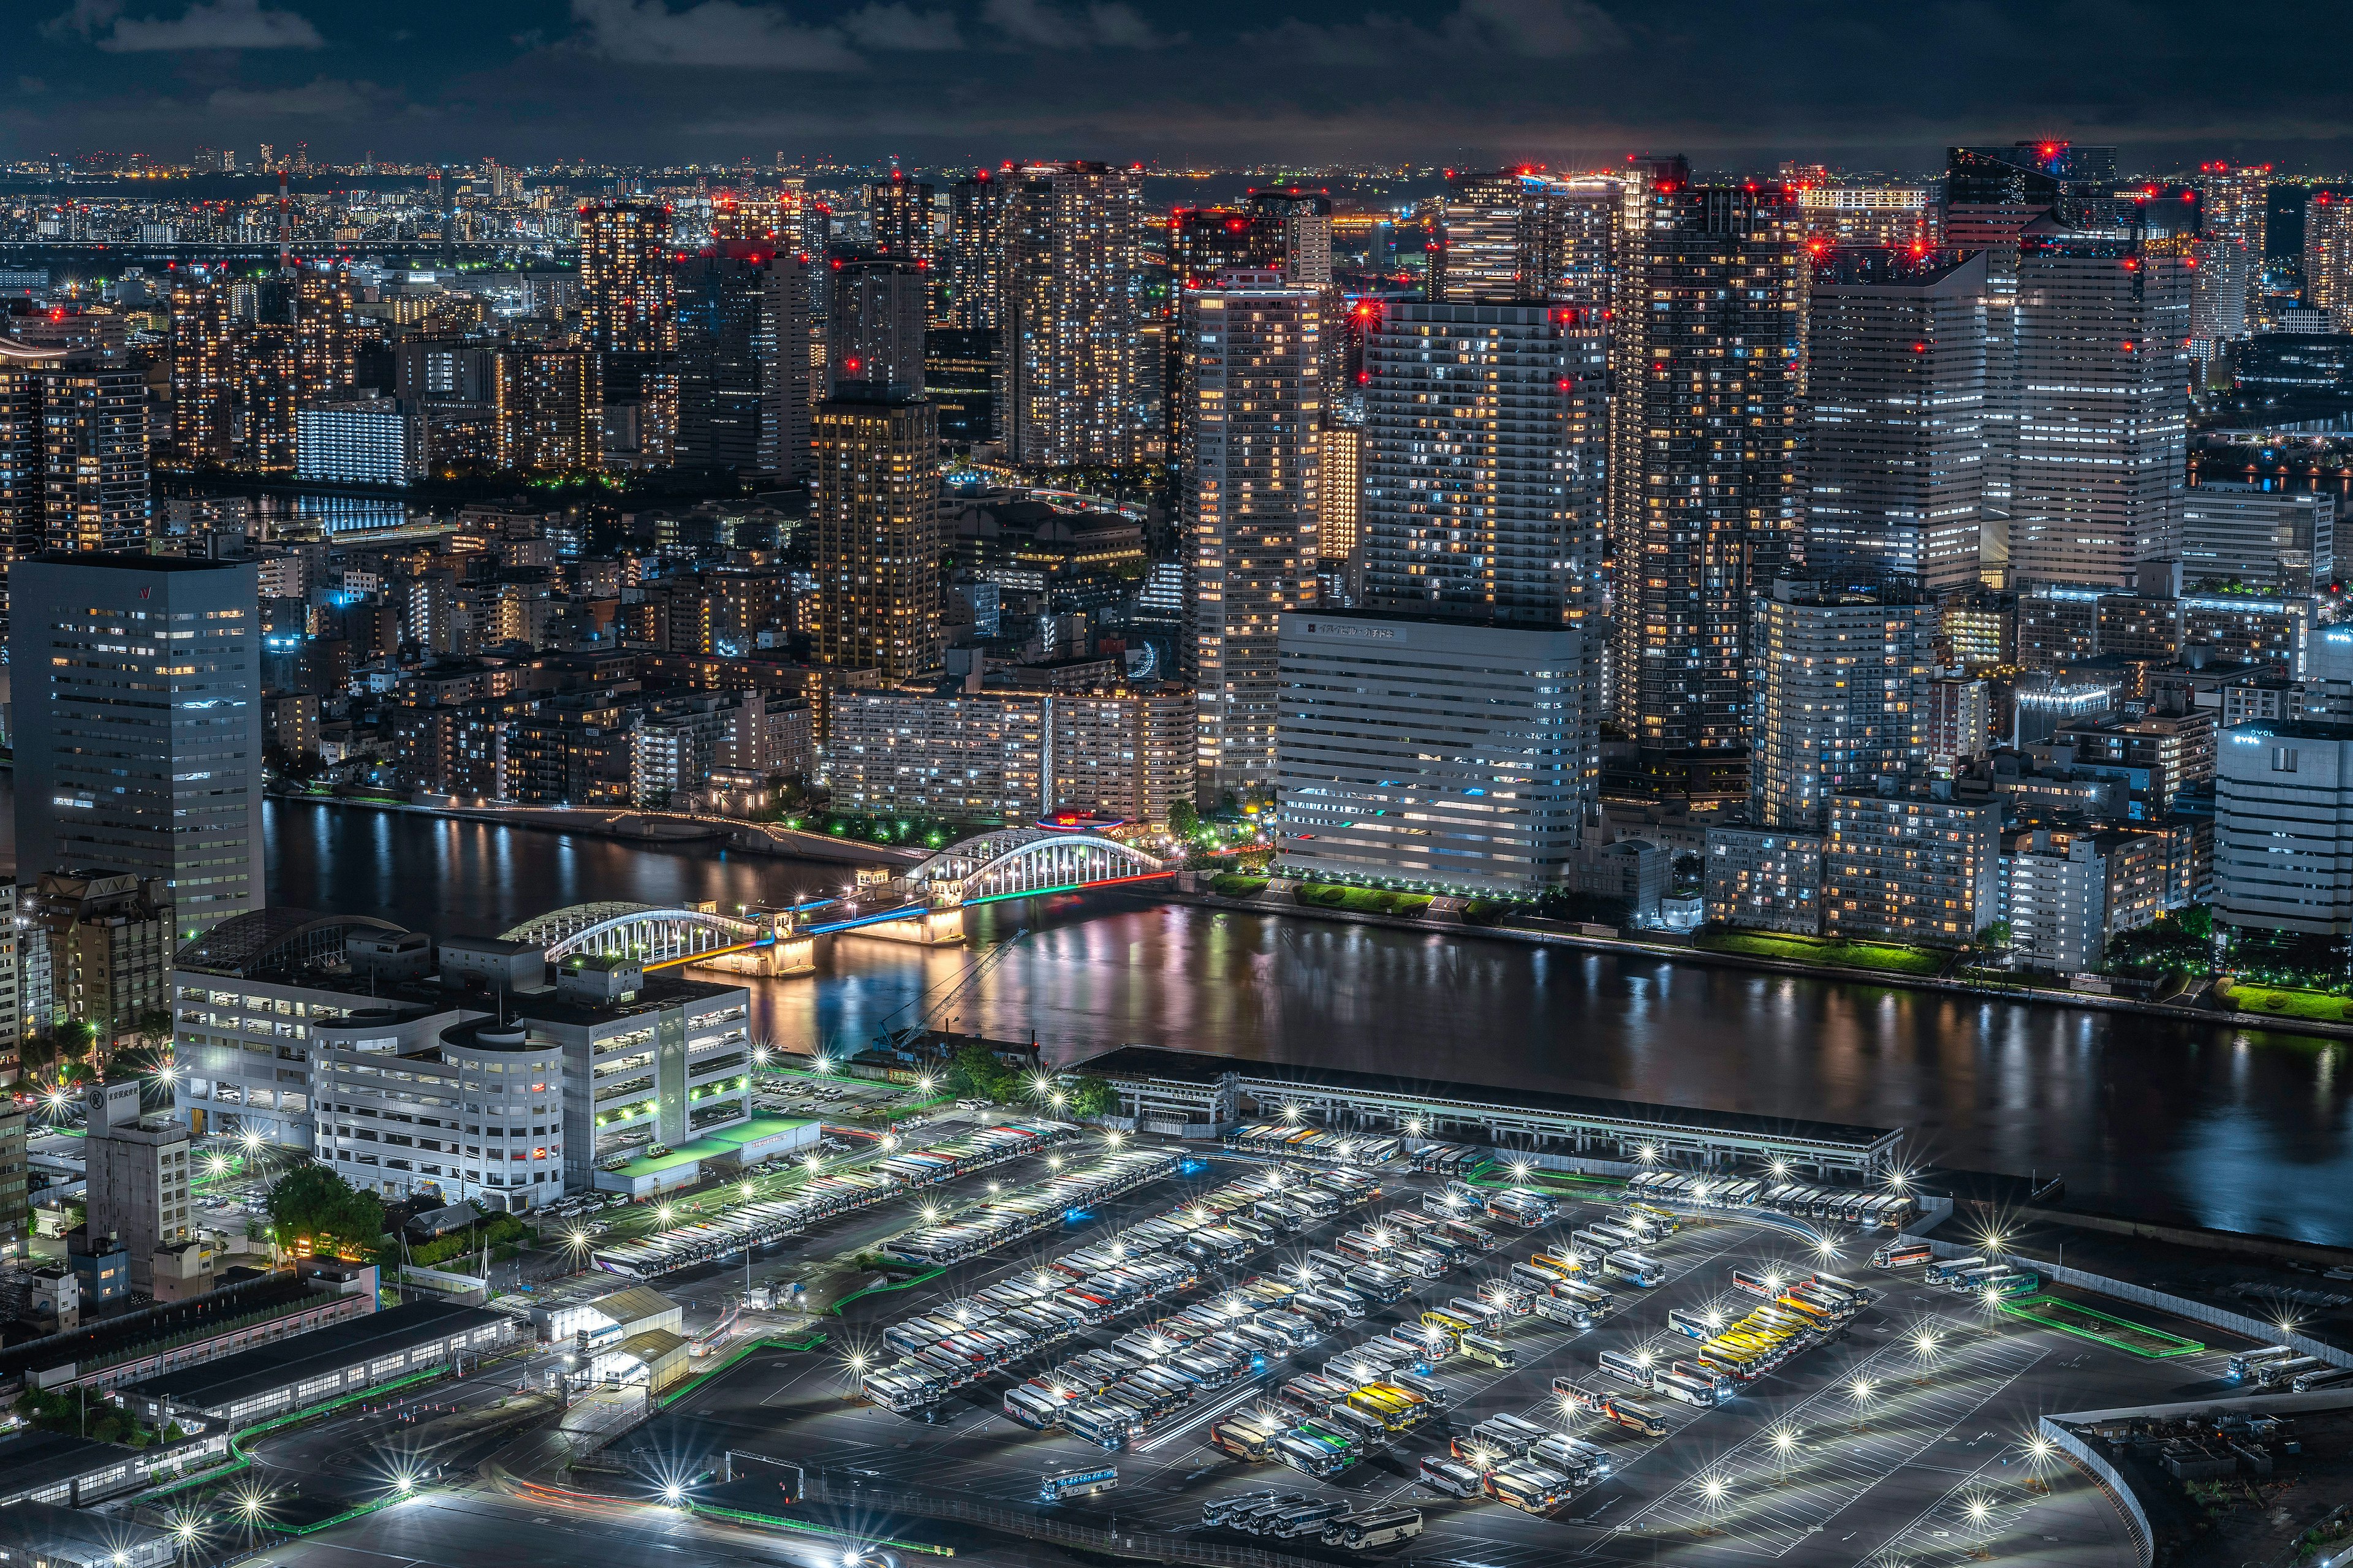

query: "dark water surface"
xmin=15 ymin=786 xmax=2344 ymax=1244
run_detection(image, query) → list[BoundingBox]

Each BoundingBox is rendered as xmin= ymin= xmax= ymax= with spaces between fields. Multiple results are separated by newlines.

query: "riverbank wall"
xmin=1146 ymin=885 xmax=2353 ymax=1045
xmin=273 ymin=792 xmax=920 ymax=868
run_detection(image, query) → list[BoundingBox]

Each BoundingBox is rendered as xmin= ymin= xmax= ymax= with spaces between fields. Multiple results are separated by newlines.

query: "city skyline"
xmin=7 ymin=0 xmax=2352 ymax=170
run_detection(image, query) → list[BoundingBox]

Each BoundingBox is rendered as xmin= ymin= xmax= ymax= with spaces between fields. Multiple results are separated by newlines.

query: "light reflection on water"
xmin=249 ymin=798 xmax=2353 ymax=1245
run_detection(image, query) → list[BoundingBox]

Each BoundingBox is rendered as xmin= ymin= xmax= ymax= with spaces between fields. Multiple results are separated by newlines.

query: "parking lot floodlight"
xmin=662 ymin=1481 xmax=684 ymax=1505
xmin=1638 ymin=1143 xmax=1659 ymax=1164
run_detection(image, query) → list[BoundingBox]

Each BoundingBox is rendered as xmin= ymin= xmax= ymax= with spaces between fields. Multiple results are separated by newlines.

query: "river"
xmin=20 ymin=785 xmax=2353 ymax=1245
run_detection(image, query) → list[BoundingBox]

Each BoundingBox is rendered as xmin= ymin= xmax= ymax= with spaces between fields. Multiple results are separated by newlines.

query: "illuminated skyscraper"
xmin=1004 ymin=161 xmax=1151 ymax=469
xmin=1795 ymin=185 xmax=1936 ymax=248
xmin=581 ymin=202 xmax=677 ymax=355
xmin=1182 ymin=270 xmax=1322 ymax=800
xmin=1170 ymin=206 xmax=1276 ymax=289
xmin=866 ymin=173 xmax=937 ymax=266
xmin=675 ymin=246 xmax=813 ymax=482
xmin=1431 ymin=171 xmax=1534 ymax=301
xmin=2197 ymin=161 xmax=2272 ymax=254
xmin=1802 ymin=248 xmax=1990 ymax=591
xmin=1749 ymin=578 xmax=1934 ymax=831
xmin=494 ymin=346 xmax=602 ymax=472
xmin=945 ymin=169 xmax=1011 ymax=333
xmin=2306 ymin=192 xmax=2353 ymax=332
xmin=294 ymin=264 xmax=358 ymax=404
xmin=168 ymin=273 xmax=240 ymax=467
xmin=1607 ymin=165 xmax=1805 ymax=759
xmin=814 ymin=388 xmax=941 ymax=681
xmin=1319 ymin=420 xmax=1361 ymax=566
xmin=37 ymin=350 xmax=150 ymax=554
xmin=825 ymin=257 xmax=928 ymax=398
xmin=1249 ymin=191 xmax=1335 ymax=287
xmin=2008 ymin=218 xmax=2191 ymax=588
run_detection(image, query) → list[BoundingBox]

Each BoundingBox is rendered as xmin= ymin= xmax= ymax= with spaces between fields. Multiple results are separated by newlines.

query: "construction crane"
xmin=871 ymin=927 xmax=1031 ymax=1060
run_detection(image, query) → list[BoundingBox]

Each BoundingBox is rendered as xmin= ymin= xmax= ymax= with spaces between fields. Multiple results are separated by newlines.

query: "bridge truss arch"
xmin=906 ymin=829 xmax=1166 ymax=904
xmin=499 ymin=902 xmax=761 ymax=964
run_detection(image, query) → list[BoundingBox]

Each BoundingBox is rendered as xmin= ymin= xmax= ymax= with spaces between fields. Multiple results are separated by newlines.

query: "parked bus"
xmin=1040 ymin=1466 xmax=1119 ymax=1501
xmin=1515 ymin=1260 xmax=1575 ymax=1293
xmin=2228 ymin=1346 xmax=2301 ymax=1381
xmin=1925 ymin=1256 xmax=1987 ymax=1287
xmin=1529 ymin=1292 xmax=1593 ymax=1331
xmin=1596 ymin=1348 xmax=1655 ymax=1388
xmin=1322 ymin=1510 xmax=1425 ymax=1550
xmin=1973 ymin=1270 xmax=2040 ymax=1300
xmin=1460 ymin=1332 xmax=1517 ymax=1369
xmin=1651 ymin=1369 xmax=1716 ymax=1407
xmin=2292 ymin=1366 xmax=2353 ymax=1393
xmin=1003 ymin=1382 xmax=1068 ymax=1430
xmin=1208 ymin=1411 xmax=1285 ymax=1462
xmin=1606 ymin=1251 xmax=1666 ymax=1287
xmin=1482 ymin=1461 xmax=1575 ymax=1515
xmin=2257 ymin=1355 xmax=2327 ymax=1388
xmin=1062 ymin=1404 xmax=1130 ymax=1449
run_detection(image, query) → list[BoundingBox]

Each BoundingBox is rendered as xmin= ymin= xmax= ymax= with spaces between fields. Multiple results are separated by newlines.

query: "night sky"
xmin=6 ymin=0 xmax=2349 ymax=172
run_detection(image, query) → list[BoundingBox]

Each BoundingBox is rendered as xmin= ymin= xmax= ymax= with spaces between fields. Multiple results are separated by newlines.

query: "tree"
xmin=945 ymin=1043 xmax=1018 ymax=1105
xmin=1974 ymin=921 xmax=2012 ymax=950
xmin=265 ymin=1163 xmax=386 ymax=1257
xmin=1064 ymin=1077 xmax=1120 ymax=1118
xmin=1167 ymin=799 xmax=1199 ymax=838
xmin=53 ymin=1020 xmax=96 ymax=1063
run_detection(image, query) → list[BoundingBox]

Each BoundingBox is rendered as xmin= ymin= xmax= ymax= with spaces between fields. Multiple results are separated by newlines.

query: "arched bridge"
xmin=500 ymin=902 xmax=764 ymax=964
xmin=906 ymin=829 xmax=1170 ymax=905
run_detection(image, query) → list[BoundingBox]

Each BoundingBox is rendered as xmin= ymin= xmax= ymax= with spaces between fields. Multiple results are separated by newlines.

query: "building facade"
xmin=813 ymin=391 xmax=941 ymax=682
xmin=1748 ymin=578 xmax=1934 ymax=831
xmin=10 ymin=554 xmax=265 ymax=942
xmin=1822 ymin=782 xmax=2001 ymax=943
xmin=2214 ymin=720 xmax=2353 ymax=935
xmin=1272 ymin=612 xmax=1590 ymax=895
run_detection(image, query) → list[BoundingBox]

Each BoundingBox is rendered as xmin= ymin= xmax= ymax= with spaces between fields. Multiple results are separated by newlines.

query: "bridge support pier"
xmin=693 ymin=936 xmax=817 ymax=978
xmin=844 ymin=907 xmax=968 ymax=947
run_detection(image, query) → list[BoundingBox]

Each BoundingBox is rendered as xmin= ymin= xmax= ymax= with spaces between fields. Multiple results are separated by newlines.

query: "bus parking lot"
xmin=607 ymin=1146 xmax=2268 ymax=1567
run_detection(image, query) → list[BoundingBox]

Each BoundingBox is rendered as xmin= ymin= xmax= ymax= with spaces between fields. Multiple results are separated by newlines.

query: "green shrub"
xmin=1208 ymin=873 xmax=1269 ymax=898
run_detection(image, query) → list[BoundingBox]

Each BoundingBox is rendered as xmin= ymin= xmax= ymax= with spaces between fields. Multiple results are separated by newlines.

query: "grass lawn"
xmin=1697 ymin=928 xmax=1946 ymax=976
xmin=2216 ymin=980 xmax=2353 ymax=1022
xmin=1998 ymin=1295 xmax=2206 ymax=1357
xmin=1208 ymin=873 xmax=1270 ymax=898
xmin=1296 ymin=884 xmax=1434 ymax=917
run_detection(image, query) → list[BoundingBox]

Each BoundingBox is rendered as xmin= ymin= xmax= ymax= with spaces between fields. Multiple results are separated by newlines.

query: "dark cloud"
xmin=9 ymin=0 xmax=2353 ymax=171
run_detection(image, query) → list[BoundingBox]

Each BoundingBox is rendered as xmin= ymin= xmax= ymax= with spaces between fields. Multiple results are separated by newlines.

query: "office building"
xmin=813 ymin=389 xmax=941 ymax=681
xmin=925 ymin=328 xmax=995 ymax=446
xmin=80 ymin=1080 xmax=191 ymax=1292
xmin=673 ymin=248 xmax=813 ymax=483
xmin=2189 ymin=235 xmax=2254 ymax=360
xmin=826 ymin=257 xmax=928 ymax=397
xmin=1272 ymin=611 xmax=1591 ymax=895
xmin=1003 ymin=161 xmax=1151 ymax=469
xmin=295 ymin=395 xmax=420 ymax=485
xmin=1800 ymin=249 xmax=1990 ymax=589
xmin=1608 ymin=167 xmax=1805 ymax=759
xmin=1822 ymin=780 xmax=2002 ymax=944
xmin=2007 ymin=220 xmax=2191 ymax=587
xmin=2306 ymin=193 xmax=2353 ymax=332
xmin=1748 ymin=579 xmax=1934 ymax=831
xmin=10 ymin=554 xmax=263 ymax=942
xmin=581 ymin=202 xmax=676 ymax=355
xmin=2215 ymin=720 xmax=2353 ymax=935
xmin=2181 ymin=483 xmax=2333 ymax=593
xmin=1183 ymin=271 xmax=1322 ymax=800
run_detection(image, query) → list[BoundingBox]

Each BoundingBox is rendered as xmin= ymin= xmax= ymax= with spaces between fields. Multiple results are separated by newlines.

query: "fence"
xmin=2037 ymin=1417 xmax=2153 ymax=1568
xmin=1896 ymin=1230 xmax=2353 ymax=1370
xmin=800 ymin=1472 xmax=1331 ymax=1568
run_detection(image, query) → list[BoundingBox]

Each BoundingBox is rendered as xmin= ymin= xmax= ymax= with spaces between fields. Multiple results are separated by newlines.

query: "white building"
xmin=1749 ymin=578 xmax=1935 ymax=830
xmin=1272 ymin=612 xmax=1590 ymax=895
xmin=2004 ymin=830 xmax=2109 ymax=973
xmin=1703 ymin=826 xmax=1825 ymax=935
xmin=1822 ymin=780 xmax=2002 ymax=944
xmin=2215 ymin=720 xmax=2353 ymax=936
xmin=81 ymin=1081 xmax=192 ymax=1292
xmin=296 ymin=395 xmax=422 ymax=485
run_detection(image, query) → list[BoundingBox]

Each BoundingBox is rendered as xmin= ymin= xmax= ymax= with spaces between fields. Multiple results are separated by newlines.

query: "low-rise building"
xmin=1822 ymin=781 xmax=2003 ymax=944
xmin=1704 ymin=826 xmax=1826 ymax=935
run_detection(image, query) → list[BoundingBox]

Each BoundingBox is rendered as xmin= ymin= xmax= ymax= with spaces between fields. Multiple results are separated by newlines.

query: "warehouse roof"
xmin=126 ymin=1300 xmax=503 ymax=1411
xmin=0 ymin=1429 xmax=132 ymax=1502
